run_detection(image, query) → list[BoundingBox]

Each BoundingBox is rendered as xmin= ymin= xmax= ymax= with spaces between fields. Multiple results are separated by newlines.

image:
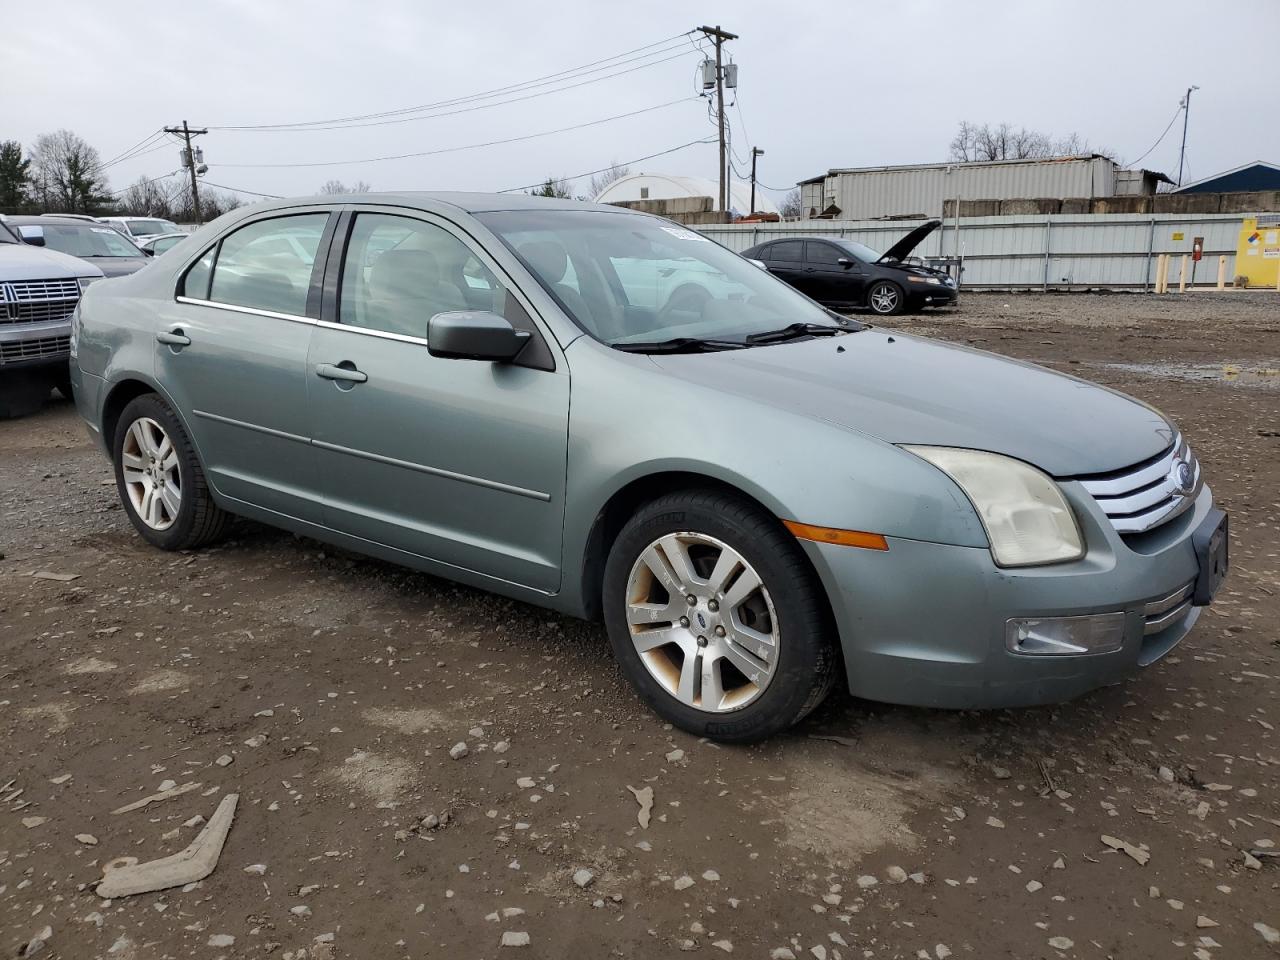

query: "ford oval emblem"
xmin=1170 ymin=459 xmax=1195 ymax=496
xmin=696 ymin=612 xmax=707 ymax=629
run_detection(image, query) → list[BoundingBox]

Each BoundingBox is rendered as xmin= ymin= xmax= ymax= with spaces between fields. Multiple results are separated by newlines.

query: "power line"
xmin=209 ymin=98 xmax=697 ymax=169
xmin=108 ymin=170 xmax=182 ymax=197
xmin=200 ymin=179 xmax=283 ymax=199
xmin=1128 ymin=103 xmax=1184 ymax=167
xmin=499 ymin=137 xmax=716 ymax=193
xmin=206 ymin=32 xmax=695 ymax=131
xmin=208 ymin=48 xmax=697 ymax=133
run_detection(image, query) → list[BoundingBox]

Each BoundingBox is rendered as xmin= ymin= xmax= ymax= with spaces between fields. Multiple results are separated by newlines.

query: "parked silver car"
xmin=71 ymin=193 xmax=1229 ymax=741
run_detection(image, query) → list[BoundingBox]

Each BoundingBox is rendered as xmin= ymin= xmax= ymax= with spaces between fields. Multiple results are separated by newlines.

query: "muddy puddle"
xmin=1096 ymin=360 xmax=1280 ymax=389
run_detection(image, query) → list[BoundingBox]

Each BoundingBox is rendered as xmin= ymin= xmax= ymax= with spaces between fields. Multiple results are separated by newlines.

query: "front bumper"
xmin=805 ymin=481 xmax=1217 ymax=709
xmin=908 ymin=282 xmax=957 ymax=306
xmin=0 ymin=319 xmax=72 ymax=369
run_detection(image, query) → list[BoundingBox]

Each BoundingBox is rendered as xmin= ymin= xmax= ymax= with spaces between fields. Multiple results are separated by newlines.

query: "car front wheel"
xmin=113 ymin=393 xmax=230 ymax=550
xmin=867 ymin=280 xmax=905 ymax=315
xmin=603 ymin=490 xmax=837 ymax=743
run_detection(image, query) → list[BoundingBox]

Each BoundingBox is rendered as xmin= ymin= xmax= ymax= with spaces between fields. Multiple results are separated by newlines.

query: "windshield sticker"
xmin=659 ymin=226 xmax=710 ymax=242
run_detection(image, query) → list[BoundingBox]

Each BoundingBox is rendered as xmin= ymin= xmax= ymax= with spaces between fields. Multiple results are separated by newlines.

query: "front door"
xmin=306 ymin=210 xmax=570 ymax=593
xmin=763 ymin=239 xmax=813 ymax=297
xmin=805 ymin=240 xmax=864 ymax=307
xmin=160 ymin=211 xmax=333 ymax=522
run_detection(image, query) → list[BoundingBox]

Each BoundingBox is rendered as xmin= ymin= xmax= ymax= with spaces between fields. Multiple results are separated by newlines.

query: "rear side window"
xmin=767 ymin=240 xmax=802 ymax=262
xmin=204 ymin=214 xmax=329 ymax=316
xmin=181 ymin=247 xmax=216 ymax=300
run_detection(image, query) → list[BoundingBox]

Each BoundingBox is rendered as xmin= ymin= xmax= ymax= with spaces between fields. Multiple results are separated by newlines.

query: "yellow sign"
xmin=1234 ymin=217 xmax=1280 ymax=287
xmin=1172 ymin=232 xmax=1185 ymax=241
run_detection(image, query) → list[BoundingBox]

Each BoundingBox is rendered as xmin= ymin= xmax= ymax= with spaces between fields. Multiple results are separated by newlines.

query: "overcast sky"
xmin=8 ymin=0 xmax=1276 ymax=205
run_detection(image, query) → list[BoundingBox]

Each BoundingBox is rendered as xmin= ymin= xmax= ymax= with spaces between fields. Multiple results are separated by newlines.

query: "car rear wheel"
xmin=867 ymin=280 xmax=905 ymax=315
xmin=113 ymin=393 xmax=230 ymax=550
xmin=603 ymin=489 xmax=837 ymax=743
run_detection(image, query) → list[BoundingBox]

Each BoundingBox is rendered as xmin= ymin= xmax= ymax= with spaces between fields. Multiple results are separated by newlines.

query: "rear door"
xmin=160 ymin=210 xmax=335 ymax=522
xmin=760 ymin=239 xmax=811 ymax=296
xmin=306 ymin=209 xmax=570 ymax=593
xmin=804 ymin=240 xmax=864 ymax=306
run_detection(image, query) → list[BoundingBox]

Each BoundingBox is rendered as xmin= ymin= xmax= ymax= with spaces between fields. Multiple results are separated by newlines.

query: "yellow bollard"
xmin=1217 ymin=255 xmax=1226 ymax=290
xmin=1158 ymin=254 xmax=1169 ymax=294
xmin=1179 ymin=255 xmax=1189 ymax=293
xmin=1154 ymin=254 xmax=1164 ymax=293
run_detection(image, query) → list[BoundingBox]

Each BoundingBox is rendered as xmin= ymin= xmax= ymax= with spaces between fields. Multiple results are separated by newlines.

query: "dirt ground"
xmin=1 ymin=291 xmax=1277 ymax=960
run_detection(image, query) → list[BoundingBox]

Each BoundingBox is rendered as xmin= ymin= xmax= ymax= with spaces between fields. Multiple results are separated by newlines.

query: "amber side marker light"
xmin=783 ymin=521 xmax=889 ymax=551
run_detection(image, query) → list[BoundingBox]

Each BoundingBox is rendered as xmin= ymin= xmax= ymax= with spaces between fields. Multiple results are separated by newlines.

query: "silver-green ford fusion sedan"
xmin=70 ymin=193 xmax=1229 ymax=742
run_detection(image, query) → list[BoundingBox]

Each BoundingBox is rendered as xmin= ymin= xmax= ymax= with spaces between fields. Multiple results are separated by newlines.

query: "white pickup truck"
xmin=0 ymin=217 xmax=103 ymax=417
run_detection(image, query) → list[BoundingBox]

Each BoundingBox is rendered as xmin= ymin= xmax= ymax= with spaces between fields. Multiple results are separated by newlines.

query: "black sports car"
xmin=743 ymin=220 xmax=956 ymax=315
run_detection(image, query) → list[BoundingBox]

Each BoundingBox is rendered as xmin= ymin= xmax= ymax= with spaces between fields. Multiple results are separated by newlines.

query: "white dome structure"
xmin=594 ymin=172 xmax=779 ymax=217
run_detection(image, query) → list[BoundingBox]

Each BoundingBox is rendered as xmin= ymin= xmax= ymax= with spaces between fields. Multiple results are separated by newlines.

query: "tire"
xmin=603 ymin=489 xmax=837 ymax=743
xmin=866 ymin=280 xmax=906 ymax=316
xmin=0 ymin=369 xmax=51 ymax=419
xmin=112 ymin=393 xmax=230 ymax=550
xmin=53 ymin=366 xmax=74 ymax=401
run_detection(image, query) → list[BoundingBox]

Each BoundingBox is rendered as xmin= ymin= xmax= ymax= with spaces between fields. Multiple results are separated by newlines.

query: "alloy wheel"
xmin=625 ymin=532 xmax=779 ymax=712
xmin=121 ymin=417 xmax=182 ymax=531
xmin=869 ymin=283 xmax=899 ymax=314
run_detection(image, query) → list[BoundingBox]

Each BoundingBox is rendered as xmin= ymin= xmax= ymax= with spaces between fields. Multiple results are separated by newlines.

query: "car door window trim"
xmin=175 ymin=296 xmax=318 ymax=327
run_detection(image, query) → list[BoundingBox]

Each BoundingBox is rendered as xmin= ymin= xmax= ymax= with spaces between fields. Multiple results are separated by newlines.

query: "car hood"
xmin=0 ymin=243 xmax=103 ymax=279
xmin=878 ymin=219 xmax=941 ymax=263
xmin=651 ymin=331 xmax=1172 ymax=476
xmin=80 ymin=256 xmax=147 ymax=277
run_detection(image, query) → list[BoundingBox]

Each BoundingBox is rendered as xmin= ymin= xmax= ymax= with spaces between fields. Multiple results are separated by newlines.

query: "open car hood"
xmin=878 ymin=219 xmax=941 ymax=263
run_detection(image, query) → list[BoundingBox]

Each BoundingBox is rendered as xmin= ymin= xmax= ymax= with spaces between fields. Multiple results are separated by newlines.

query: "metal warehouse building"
xmin=798 ymin=155 xmax=1168 ymax=221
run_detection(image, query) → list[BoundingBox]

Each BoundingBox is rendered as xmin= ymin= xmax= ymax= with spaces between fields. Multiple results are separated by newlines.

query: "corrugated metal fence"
xmin=694 ymin=213 xmax=1247 ymax=289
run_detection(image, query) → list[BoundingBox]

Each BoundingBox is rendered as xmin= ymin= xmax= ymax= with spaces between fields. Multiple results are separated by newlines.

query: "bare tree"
xmin=118 ymin=175 xmax=180 ymax=217
xmin=321 ymin=179 xmax=372 ymax=194
xmin=29 ymin=129 xmax=114 ymax=214
xmin=779 ymin=189 xmax=803 ymax=220
xmin=949 ymin=122 xmax=1115 ymax=163
xmin=587 ymin=161 xmax=630 ymax=200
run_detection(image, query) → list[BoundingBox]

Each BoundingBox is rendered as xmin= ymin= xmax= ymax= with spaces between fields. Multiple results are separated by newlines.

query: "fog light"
xmin=1005 ymin=613 xmax=1126 ymax=656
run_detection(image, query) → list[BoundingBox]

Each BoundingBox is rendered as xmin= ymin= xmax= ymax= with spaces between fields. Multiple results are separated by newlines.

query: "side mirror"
xmin=143 ymin=248 xmax=155 ymax=257
xmin=19 ymin=226 xmax=45 ymax=246
xmin=428 ymin=310 xmax=530 ymax=362
xmin=837 ymin=257 xmax=854 ymax=269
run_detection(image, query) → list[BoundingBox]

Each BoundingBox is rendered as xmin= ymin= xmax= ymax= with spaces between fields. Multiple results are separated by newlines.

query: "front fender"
xmin=558 ymin=340 xmax=988 ymax=611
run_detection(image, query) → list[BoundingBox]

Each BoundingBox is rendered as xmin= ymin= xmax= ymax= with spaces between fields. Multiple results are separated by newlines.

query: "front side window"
xmin=806 ymin=242 xmax=845 ymax=267
xmin=207 ymin=214 xmax=328 ymax=316
xmin=152 ymin=235 xmax=183 ymax=255
xmin=25 ymin=224 xmax=143 ymax=258
xmin=339 ymin=213 xmax=506 ymax=339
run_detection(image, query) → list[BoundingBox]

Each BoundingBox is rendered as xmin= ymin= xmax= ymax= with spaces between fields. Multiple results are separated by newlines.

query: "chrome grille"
xmin=1078 ymin=434 xmax=1201 ymax=534
xmin=0 ymin=278 xmax=81 ymax=326
xmin=0 ymin=335 xmax=71 ymax=362
xmin=1143 ymin=583 xmax=1194 ymax=636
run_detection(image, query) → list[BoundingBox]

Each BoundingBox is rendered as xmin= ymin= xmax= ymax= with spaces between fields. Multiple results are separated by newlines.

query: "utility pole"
xmin=749 ymin=147 xmax=764 ymax=216
xmin=1176 ymin=85 xmax=1199 ymax=187
xmin=698 ymin=25 xmax=737 ymax=214
xmin=165 ymin=121 xmax=208 ymax=223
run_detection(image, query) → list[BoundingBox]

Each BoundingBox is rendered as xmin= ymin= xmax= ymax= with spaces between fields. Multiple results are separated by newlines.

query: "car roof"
xmin=234 ymin=191 xmax=644 ymax=217
xmin=8 ymin=215 xmax=109 ymax=227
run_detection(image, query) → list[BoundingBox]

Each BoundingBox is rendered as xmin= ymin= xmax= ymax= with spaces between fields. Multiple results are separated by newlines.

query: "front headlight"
xmin=907 ymin=275 xmax=941 ymax=285
xmin=78 ymin=276 xmax=100 ymax=292
xmin=904 ymin=446 xmax=1084 ymax=567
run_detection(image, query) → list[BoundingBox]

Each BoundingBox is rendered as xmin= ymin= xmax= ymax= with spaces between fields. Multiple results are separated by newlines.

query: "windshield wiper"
xmin=612 ymin=337 xmax=747 ymax=354
xmin=743 ymin=322 xmax=851 ymax=346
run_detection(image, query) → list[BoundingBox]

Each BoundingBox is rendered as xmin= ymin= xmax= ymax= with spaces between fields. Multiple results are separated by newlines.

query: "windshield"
xmin=23 ymin=223 xmax=143 ymax=258
xmin=478 ymin=209 xmax=850 ymax=347
xmin=832 ymin=238 xmax=882 ymax=263
xmin=127 ymin=219 xmax=179 ymax=236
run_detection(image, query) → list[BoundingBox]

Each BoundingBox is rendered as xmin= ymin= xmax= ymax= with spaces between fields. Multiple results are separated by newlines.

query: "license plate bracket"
xmin=1192 ymin=509 xmax=1229 ymax=606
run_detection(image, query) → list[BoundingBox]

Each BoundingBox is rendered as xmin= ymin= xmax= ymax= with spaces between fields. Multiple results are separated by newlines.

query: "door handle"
xmin=315 ymin=362 xmax=368 ymax=384
xmin=803 ymin=267 xmax=816 ymax=273
xmin=156 ymin=329 xmax=191 ymax=347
